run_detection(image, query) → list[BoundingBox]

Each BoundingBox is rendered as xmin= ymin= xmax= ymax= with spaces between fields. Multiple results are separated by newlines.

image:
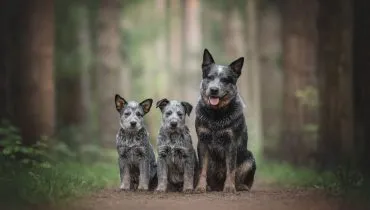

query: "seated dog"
xmin=115 ymin=94 xmax=157 ymax=191
xmin=194 ymin=49 xmax=256 ymax=193
xmin=155 ymin=99 xmax=198 ymax=193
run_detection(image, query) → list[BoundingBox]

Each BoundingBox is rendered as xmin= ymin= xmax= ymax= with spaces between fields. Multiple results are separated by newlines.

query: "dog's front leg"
xmin=155 ymin=156 xmax=168 ymax=192
xmin=223 ymin=143 xmax=237 ymax=193
xmin=138 ymin=157 xmax=149 ymax=191
xmin=119 ymin=157 xmax=131 ymax=191
xmin=195 ymin=142 xmax=208 ymax=193
xmin=183 ymin=150 xmax=195 ymax=193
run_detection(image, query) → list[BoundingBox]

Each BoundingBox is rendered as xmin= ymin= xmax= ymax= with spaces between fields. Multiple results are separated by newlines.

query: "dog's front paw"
xmin=183 ymin=187 xmax=194 ymax=194
xmin=223 ymin=184 xmax=236 ymax=193
xmin=194 ymin=184 xmax=207 ymax=193
xmin=155 ymin=184 xmax=167 ymax=193
xmin=137 ymin=184 xmax=149 ymax=192
xmin=119 ymin=183 xmax=130 ymax=191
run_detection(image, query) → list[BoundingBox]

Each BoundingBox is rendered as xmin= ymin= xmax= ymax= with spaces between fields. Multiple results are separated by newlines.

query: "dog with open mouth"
xmin=194 ymin=49 xmax=256 ymax=193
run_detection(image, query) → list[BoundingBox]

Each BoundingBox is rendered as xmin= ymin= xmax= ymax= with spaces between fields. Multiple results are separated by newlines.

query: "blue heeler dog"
xmin=115 ymin=94 xmax=157 ymax=191
xmin=194 ymin=49 xmax=256 ymax=193
xmin=155 ymin=99 xmax=198 ymax=193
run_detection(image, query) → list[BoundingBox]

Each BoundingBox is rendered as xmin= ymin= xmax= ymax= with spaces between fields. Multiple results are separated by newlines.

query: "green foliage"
xmin=0 ymin=161 xmax=118 ymax=207
xmin=0 ymin=120 xmax=51 ymax=169
xmin=259 ymin=158 xmax=368 ymax=196
xmin=0 ymin=120 xmax=118 ymax=208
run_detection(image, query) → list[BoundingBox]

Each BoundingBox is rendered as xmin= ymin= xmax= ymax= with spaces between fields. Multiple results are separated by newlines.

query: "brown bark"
xmin=13 ymin=0 xmax=55 ymax=145
xmin=316 ymin=0 xmax=353 ymax=169
xmin=182 ymin=0 xmax=202 ymax=146
xmin=169 ymin=0 xmax=182 ymax=98
xmin=97 ymin=0 xmax=123 ymax=147
xmin=259 ymin=3 xmax=284 ymax=159
xmin=353 ymin=0 xmax=370 ymax=175
xmin=281 ymin=0 xmax=318 ymax=165
xmin=246 ymin=0 xmax=263 ymax=152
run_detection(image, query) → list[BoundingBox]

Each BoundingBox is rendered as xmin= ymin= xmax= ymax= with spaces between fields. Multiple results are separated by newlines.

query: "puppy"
xmin=194 ymin=49 xmax=256 ymax=193
xmin=155 ymin=99 xmax=198 ymax=193
xmin=115 ymin=94 xmax=157 ymax=191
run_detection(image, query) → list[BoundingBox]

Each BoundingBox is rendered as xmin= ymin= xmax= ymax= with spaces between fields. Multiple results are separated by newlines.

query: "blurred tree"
xmin=168 ymin=0 xmax=182 ymax=98
xmin=0 ymin=0 xmax=20 ymax=121
xmin=181 ymin=0 xmax=202 ymax=145
xmin=353 ymin=0 xmax=370 ymax=177
xmin=316 ymin=0 xmax=353 ymax=169
xmin=55 ymin=0 xmax=85 ymax=129
xmin=258 ymin=2 xmax=284 ymax=159
xmin=246 ymin=0 xmax=263 ymax=152
xmin=280 ymin=0 xmax=318 ymax=165
xmin=12 ymin=0 xmax=55 ymax=145
xmin=76 ymin=0 xmax=94 ymax=140
xmin=182 ymin=0 xmax=201 ymax=104
xmin=97 ymin=0 xmax=125 ymax=147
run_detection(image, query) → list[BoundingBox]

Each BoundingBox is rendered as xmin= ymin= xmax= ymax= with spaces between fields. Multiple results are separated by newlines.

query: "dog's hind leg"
xmin=236 ymin=151 xmax=256 ymax=191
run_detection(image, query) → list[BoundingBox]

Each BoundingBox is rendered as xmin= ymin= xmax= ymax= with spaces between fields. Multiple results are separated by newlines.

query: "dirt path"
xmin=45 ymin=182 xmax=368 ymax=210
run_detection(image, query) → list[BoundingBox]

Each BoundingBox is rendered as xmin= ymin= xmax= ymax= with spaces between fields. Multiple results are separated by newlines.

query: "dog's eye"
xmin=166 ymin=111 xmax=172 ymax=117
xmin=177 ymin=112 xmax=183 ymax=117
xmin=221 ymin=77 xmax=233 ymax=83
xmin=124 ymin=112 xmax=131 ymax=117
xmin=207 ymin=75 xmax=215 ymax=80
xmin=136 ymin=112 xmax=142 ymax=117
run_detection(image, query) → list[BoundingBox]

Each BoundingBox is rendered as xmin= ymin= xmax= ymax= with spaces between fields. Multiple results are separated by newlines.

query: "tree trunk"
xmin=280 ymin=0 xmax=318 ymax=165
xmin=169 ymin=0 xmax=182 ymax=98
xmin=316 ymin=0 xmax=353 ymax=169
xmin=182 ymin=0 xmax=201 ymax=146
xmin=76 ymin=1 xmax=94 ymax=140
xmin=353 ymin=0 xmax=370 ymax=176
xmin=97 ymin=0 xmax=123 ymax=147
xmin=0 ymin=0 xmax=20 ymax=121
xmin=13 ymin=0 xmax=55 ymax=145
xmin=259 ymin=2 xmax=284 ymax=159
xmin=246 ymin=0 xmax=263 ymax=152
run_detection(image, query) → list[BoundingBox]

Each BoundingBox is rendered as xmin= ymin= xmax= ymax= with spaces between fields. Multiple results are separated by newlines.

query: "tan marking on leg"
xmin=195 ymin=151 xmax=208 ymax=193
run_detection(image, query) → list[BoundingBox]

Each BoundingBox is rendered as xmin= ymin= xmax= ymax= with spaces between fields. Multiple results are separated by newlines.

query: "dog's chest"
xmin=117 ymin=135 xmax=145 ymax=160
xmin=159 ymin=137 xmax=187 ymax=166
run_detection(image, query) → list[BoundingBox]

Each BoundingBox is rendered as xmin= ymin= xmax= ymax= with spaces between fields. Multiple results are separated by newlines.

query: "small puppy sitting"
xmin=155 ymin=99 xmax=198 ymax=193
xmin=115 ymin=94 xmax=157 ymax=191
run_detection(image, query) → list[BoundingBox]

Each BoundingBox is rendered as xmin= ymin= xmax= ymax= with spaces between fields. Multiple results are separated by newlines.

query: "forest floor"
xmin=34 ymin=180 xmax=370 ymax=210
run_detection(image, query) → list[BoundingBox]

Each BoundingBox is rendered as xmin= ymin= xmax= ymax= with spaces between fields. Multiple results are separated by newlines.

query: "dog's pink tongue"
xmin=209 ymin=97 xmax=220 ymax=106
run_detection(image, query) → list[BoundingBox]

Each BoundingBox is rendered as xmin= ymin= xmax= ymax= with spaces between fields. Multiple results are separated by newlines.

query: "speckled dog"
xmin=155 ymin=99 xmax=198 ymax=193
xmin=115 ymin=94 xmax=157 ymax=191
xmin=194 ymin=49 xmax=256 ymax=193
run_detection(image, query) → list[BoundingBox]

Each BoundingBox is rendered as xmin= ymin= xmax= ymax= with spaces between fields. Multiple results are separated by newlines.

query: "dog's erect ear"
xmin=202 ymin=49 xmax=215 ymax=68
xmin=115 ymin=94 xmax=127 ymax=112
xmin=181 ymin=102 xmax=193 ymax=116
xmin=156 ymin=98 xmax=170 ymax=112
xmin=139 ymin=99 xmax=153 ymax=115
xmin=229 ymin=57 xmax=244 ymax=77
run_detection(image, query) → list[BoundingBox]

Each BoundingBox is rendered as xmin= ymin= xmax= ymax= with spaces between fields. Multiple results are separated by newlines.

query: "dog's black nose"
xmin=170 ymin=122 xmax=177 ymax=128
xmin=130 ymin=121 xmax=137 ymax=127
xmin=210 ymin=87 xmax=219 ymax=95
